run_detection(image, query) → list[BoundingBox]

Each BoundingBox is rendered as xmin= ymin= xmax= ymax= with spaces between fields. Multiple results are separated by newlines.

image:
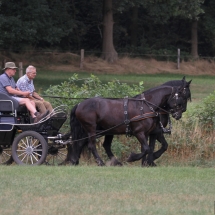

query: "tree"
xmin=101 ymin=0 xmax=118 ymax=63
xmin=170 ymin=0 xmax=204 ymax=58
xmin=0 ymin=0 xmax=74 ymax=51
xmin=198 ymin=0 xmax=215 ymax=56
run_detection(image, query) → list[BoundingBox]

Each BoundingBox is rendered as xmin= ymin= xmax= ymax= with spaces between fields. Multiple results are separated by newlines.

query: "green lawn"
xmin=0 ymin=166 xmax=214 ymax=215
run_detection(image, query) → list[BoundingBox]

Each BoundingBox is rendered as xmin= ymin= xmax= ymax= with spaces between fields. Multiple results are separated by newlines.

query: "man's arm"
xmin=32 ymin=92 xmax=43 ymax=101
xmin=6 ymin=86 xmax=30 ymax=97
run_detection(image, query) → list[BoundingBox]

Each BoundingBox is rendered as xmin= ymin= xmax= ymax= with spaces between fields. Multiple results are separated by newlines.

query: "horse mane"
xmin=162 ymin=80 xmax=184 ymax=86
xmin=133 ymin=77 xmax=192 ymax=101
xmin=133 ymin=85 xmax=173 ymax=99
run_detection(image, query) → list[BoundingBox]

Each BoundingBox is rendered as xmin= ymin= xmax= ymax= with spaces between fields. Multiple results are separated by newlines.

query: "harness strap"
xmin=130 ymin=112 xmax=158 ymax=122
xmin=140 ymin=94 xmax=145 ymax=115
xmin=123 ymin=97 xmax=131 ymax=136
xmin=158 ymin=113 xmax=172 ymax=134
xmin=123 ymin=97 xmax=130 ymax=124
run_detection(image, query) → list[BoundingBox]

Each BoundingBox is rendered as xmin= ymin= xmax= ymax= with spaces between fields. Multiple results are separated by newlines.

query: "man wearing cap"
xmin=0 ymin=62 xmax=48 ymax=123
xmin=17 ymin=65 xmax=53 ymax=115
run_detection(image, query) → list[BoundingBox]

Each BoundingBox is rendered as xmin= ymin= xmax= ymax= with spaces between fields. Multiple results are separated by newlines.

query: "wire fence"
xmin=1 ymin=49 xmax=215 ymax=72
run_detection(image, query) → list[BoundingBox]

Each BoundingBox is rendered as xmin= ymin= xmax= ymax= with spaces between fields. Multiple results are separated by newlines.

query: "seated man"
xmin=0 ymin=62 xmax=48 ymax=123
xmin=16 ymin=65 xmax=53 ymax=115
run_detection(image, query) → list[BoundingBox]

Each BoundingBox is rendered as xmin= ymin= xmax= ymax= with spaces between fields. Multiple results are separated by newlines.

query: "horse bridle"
xmin=167 ymin=87 xmax=187 ymax=114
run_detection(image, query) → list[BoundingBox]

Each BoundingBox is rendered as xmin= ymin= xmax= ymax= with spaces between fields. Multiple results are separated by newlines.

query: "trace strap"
xmin=123 ymin=97 xmax=131 ymax=136
xmin=123 ymin=96 xmax=160 ymax=136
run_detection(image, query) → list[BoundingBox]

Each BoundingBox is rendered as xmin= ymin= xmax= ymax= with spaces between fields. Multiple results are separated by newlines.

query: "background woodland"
xmin=0 ymin=0 xmax=215 ymax=63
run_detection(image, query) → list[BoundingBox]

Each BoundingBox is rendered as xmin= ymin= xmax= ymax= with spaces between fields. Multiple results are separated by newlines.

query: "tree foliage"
xmin=0 ymin=0 xmax=215 ymax=56
xmin=0 ymin=0 xmax=74 ymax=51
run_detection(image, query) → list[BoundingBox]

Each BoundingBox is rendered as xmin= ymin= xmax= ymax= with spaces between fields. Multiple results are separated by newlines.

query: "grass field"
xmin=0 ymin=166 xmax=214 ymax=215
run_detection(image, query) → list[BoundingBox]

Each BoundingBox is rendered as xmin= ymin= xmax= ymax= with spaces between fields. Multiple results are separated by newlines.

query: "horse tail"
xmin=69 ymin=104 xmax=88 ymax=164
xmin=70 ymin=104 xmax=87 ymax=141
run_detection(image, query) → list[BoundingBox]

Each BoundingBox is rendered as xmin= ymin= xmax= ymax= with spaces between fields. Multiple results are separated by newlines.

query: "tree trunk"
xmin=101 ymin=0 xmax=118 ymax=63
xmin=191 ymin=19 xmax=198 ymax=59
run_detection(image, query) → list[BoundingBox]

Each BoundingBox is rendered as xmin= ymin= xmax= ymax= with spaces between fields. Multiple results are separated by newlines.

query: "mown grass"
xmin=0 ymin=166 xmax=214 ymax=215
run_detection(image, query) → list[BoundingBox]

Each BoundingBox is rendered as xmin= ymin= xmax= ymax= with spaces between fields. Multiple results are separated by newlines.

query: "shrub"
xmin=188 ymin=90 xmax=215 ymax=131
xmin=44 ymin=73 xmax=144 ymax=132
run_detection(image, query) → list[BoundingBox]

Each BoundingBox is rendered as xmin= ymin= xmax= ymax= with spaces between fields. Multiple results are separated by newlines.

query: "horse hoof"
xmin=143 ymin=161 xmax=157 ymax=167
xmin=116 ymin=162 xmax=123 ymax=166
xmin=97 ymin=160 xmax=105 ymax=166
xmin=71 ymin=160 xmax=79 ymax=165
xmin=149 ymin=162 xmax=157 ymax=167
xmin=110 ymin=161 xmax=123 ymax=166
xmin=142 ymin=161 xmax=149 ymax=167
xmin=126 ymin=152 xmax=136 ymax=162
xmin=110 ymin=157 xmax=123 ymax=166
xmin=126 ymin=156 xmax=133 ymax=162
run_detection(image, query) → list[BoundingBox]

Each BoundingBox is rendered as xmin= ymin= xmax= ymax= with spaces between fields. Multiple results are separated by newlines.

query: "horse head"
xmin=162 ymin=76 xmax=192 ymax=113
xmin=166 ymin=85 xmax=188 ymax=120
xmin=180 ymin=77 xmax=192 ymax=112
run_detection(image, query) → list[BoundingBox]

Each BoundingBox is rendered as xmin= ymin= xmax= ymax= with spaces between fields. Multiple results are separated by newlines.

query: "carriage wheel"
xmin=12 ymin=131 xmax=48 ymax=165
xmin=45 ymin=145 xmax=68 ymax=165
xmin=0 ymin=145 xmax=14 ymax=165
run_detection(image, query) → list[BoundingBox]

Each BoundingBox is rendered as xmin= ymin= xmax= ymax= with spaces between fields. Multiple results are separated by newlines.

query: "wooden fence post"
xmin=80 ymin=49 xmax=84 ymax=69
xmin=1 ymin=59 xmax=6 ymax=74
xmin=177 ymin=49 xmax=180 ymax=69
xmin=19 ymin=62 xmax=23 ymax=78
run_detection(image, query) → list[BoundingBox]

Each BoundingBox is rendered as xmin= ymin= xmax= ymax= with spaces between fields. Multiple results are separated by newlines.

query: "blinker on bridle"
xmin=169 ymin=90 xmax=183 ymax=113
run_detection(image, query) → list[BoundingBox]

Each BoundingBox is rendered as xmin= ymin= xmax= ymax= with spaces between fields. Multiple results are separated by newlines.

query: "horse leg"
xmin=71 ymin=139 xmax=89 ymax=165
xmin=127 ymin=132 xmax=149 ymax=162
xmin=142 ymin=134 xmax=157 ymax=167
xmin=103 ymin=135 xmax=122 ymax=166
xmin=87 ymin=132 xmax=105 ymax=166
xmin=151 ymin=133 xmax=168 ymax=162
xmin=63 ymin=139 xmax=87 ymax=165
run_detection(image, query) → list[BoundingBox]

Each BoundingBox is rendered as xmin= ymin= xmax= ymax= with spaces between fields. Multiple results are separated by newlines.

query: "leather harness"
xmin=123 ymin=94 xmax=171 ymax=136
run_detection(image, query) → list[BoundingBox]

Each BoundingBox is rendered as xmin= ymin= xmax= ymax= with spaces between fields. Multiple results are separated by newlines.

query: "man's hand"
xmin=22 ymin=91 xmax=31 ymax=97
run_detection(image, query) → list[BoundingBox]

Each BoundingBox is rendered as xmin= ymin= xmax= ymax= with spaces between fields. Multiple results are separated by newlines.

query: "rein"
xmin=42 ymin=95 xmax=173 ymax=115
xmin=71 ymin=111 xmax=161 ymax=143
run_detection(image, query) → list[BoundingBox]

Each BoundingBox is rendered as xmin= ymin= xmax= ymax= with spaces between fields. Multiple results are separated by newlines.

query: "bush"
xmin=44 ymin=73 xmax=144 ymax=132
xmin=188 ymin=90 xmax=215 ymax=131
xmin=45 ymin=73 xmax=144 ymax=107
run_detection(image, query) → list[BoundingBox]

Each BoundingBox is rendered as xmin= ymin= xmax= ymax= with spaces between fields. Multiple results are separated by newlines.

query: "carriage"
xmin=0 ymin=93 xmax=71 ymax=166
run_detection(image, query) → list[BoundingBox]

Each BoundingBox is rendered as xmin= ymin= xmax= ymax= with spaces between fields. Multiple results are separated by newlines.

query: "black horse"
xmin=141 ymin=77 xmax=192 ymax=166
xmin=99 ymin=77 xmax=192 ymax=166
xmin=68 ymin=84 xmax=188 ymax=166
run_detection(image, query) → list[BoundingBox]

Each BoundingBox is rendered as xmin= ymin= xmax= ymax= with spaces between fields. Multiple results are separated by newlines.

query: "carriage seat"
xmin=0 ymin=93 xmax=27 ymax=114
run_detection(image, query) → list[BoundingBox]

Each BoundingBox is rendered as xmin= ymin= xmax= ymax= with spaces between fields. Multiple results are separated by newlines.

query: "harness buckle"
xmin=124 ymin=119 xmax=130 ymax=125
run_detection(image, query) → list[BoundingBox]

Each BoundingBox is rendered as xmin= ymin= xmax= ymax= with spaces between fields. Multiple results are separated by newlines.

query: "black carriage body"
xmin=0 ymin=93 xmax=67 ymax=136
xmin=0 ymin=93 xmax=69 ymax=165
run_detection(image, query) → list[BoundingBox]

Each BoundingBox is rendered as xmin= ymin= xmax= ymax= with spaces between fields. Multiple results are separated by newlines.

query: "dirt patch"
xmin=1 ymin=52 xmax=215 ymax=75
